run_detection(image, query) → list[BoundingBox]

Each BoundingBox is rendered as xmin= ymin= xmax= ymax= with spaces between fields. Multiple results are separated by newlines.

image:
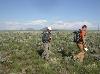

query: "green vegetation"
xmin=0 ymin=31 xmax=100 ymax=74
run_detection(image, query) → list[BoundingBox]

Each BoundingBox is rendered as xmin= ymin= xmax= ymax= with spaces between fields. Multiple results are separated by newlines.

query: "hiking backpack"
xmin=73 ymin=29 xmax=81 ymax=42
xmin=42 ymin=32 xmax=51 ymax=43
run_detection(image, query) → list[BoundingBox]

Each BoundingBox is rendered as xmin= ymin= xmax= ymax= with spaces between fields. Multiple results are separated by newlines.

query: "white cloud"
xmin=0 ymin=20 xmax=98 ymax=30
xmin=0 ymin=19 xmax=48 ymax=30
xmin=51 ymin=21 xmax=97 ymax=30
xmin=31 ymin=19 xmax=48 ymax=25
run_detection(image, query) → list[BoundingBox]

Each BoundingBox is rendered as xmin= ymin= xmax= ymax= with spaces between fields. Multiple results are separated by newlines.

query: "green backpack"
xmin=42 ymin=32 xmax=51 ymax=43
xmin=73 ymin=29 xmax=81 ymax=43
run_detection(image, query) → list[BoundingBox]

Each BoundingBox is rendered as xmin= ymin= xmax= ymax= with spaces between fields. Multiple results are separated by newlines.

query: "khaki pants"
xmin=42 ymin=43 xmax=50 ymax=60
xmin=74 ymin=41 xmax=86 ymax=62
xmin=77 ymin=42 xmax=84 ymax=52
xmin=74 ymin=51 xmax=85 ymax=62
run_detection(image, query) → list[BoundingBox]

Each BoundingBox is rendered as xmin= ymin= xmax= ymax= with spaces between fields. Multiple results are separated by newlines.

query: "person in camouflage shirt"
xmin=42 ymin=27 xmax=52 ymax=60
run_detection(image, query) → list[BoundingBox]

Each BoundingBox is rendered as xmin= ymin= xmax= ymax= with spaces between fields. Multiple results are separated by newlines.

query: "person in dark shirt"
xmin=42 ymin=27 xmax=52 ymax=60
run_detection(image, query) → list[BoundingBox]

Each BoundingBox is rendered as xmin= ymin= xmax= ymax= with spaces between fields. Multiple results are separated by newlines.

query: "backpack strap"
xmin=42 ymin=31 xmax=51 ymax=43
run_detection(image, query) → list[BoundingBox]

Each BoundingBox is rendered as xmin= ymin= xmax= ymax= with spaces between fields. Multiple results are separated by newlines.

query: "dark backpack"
xmin=42 ymin=32 xmax=51 ymax=43
xmin=73 ymin=30 xmax=81 ymax=42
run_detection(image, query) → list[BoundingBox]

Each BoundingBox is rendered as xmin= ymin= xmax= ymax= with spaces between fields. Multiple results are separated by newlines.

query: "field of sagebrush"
xmin=0 ymin=31 xmax=100 ymax=74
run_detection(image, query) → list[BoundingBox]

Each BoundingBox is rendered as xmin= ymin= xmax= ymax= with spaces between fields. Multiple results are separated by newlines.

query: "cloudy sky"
xmin=0 ymin=0 xmax=100 ymax=30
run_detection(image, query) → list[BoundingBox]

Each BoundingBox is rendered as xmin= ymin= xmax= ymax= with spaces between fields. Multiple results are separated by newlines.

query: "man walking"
xmin=74 ymin=25 xmax=88 ymax=62
xmin=42 ymin=27 xmax=52 ymax=60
